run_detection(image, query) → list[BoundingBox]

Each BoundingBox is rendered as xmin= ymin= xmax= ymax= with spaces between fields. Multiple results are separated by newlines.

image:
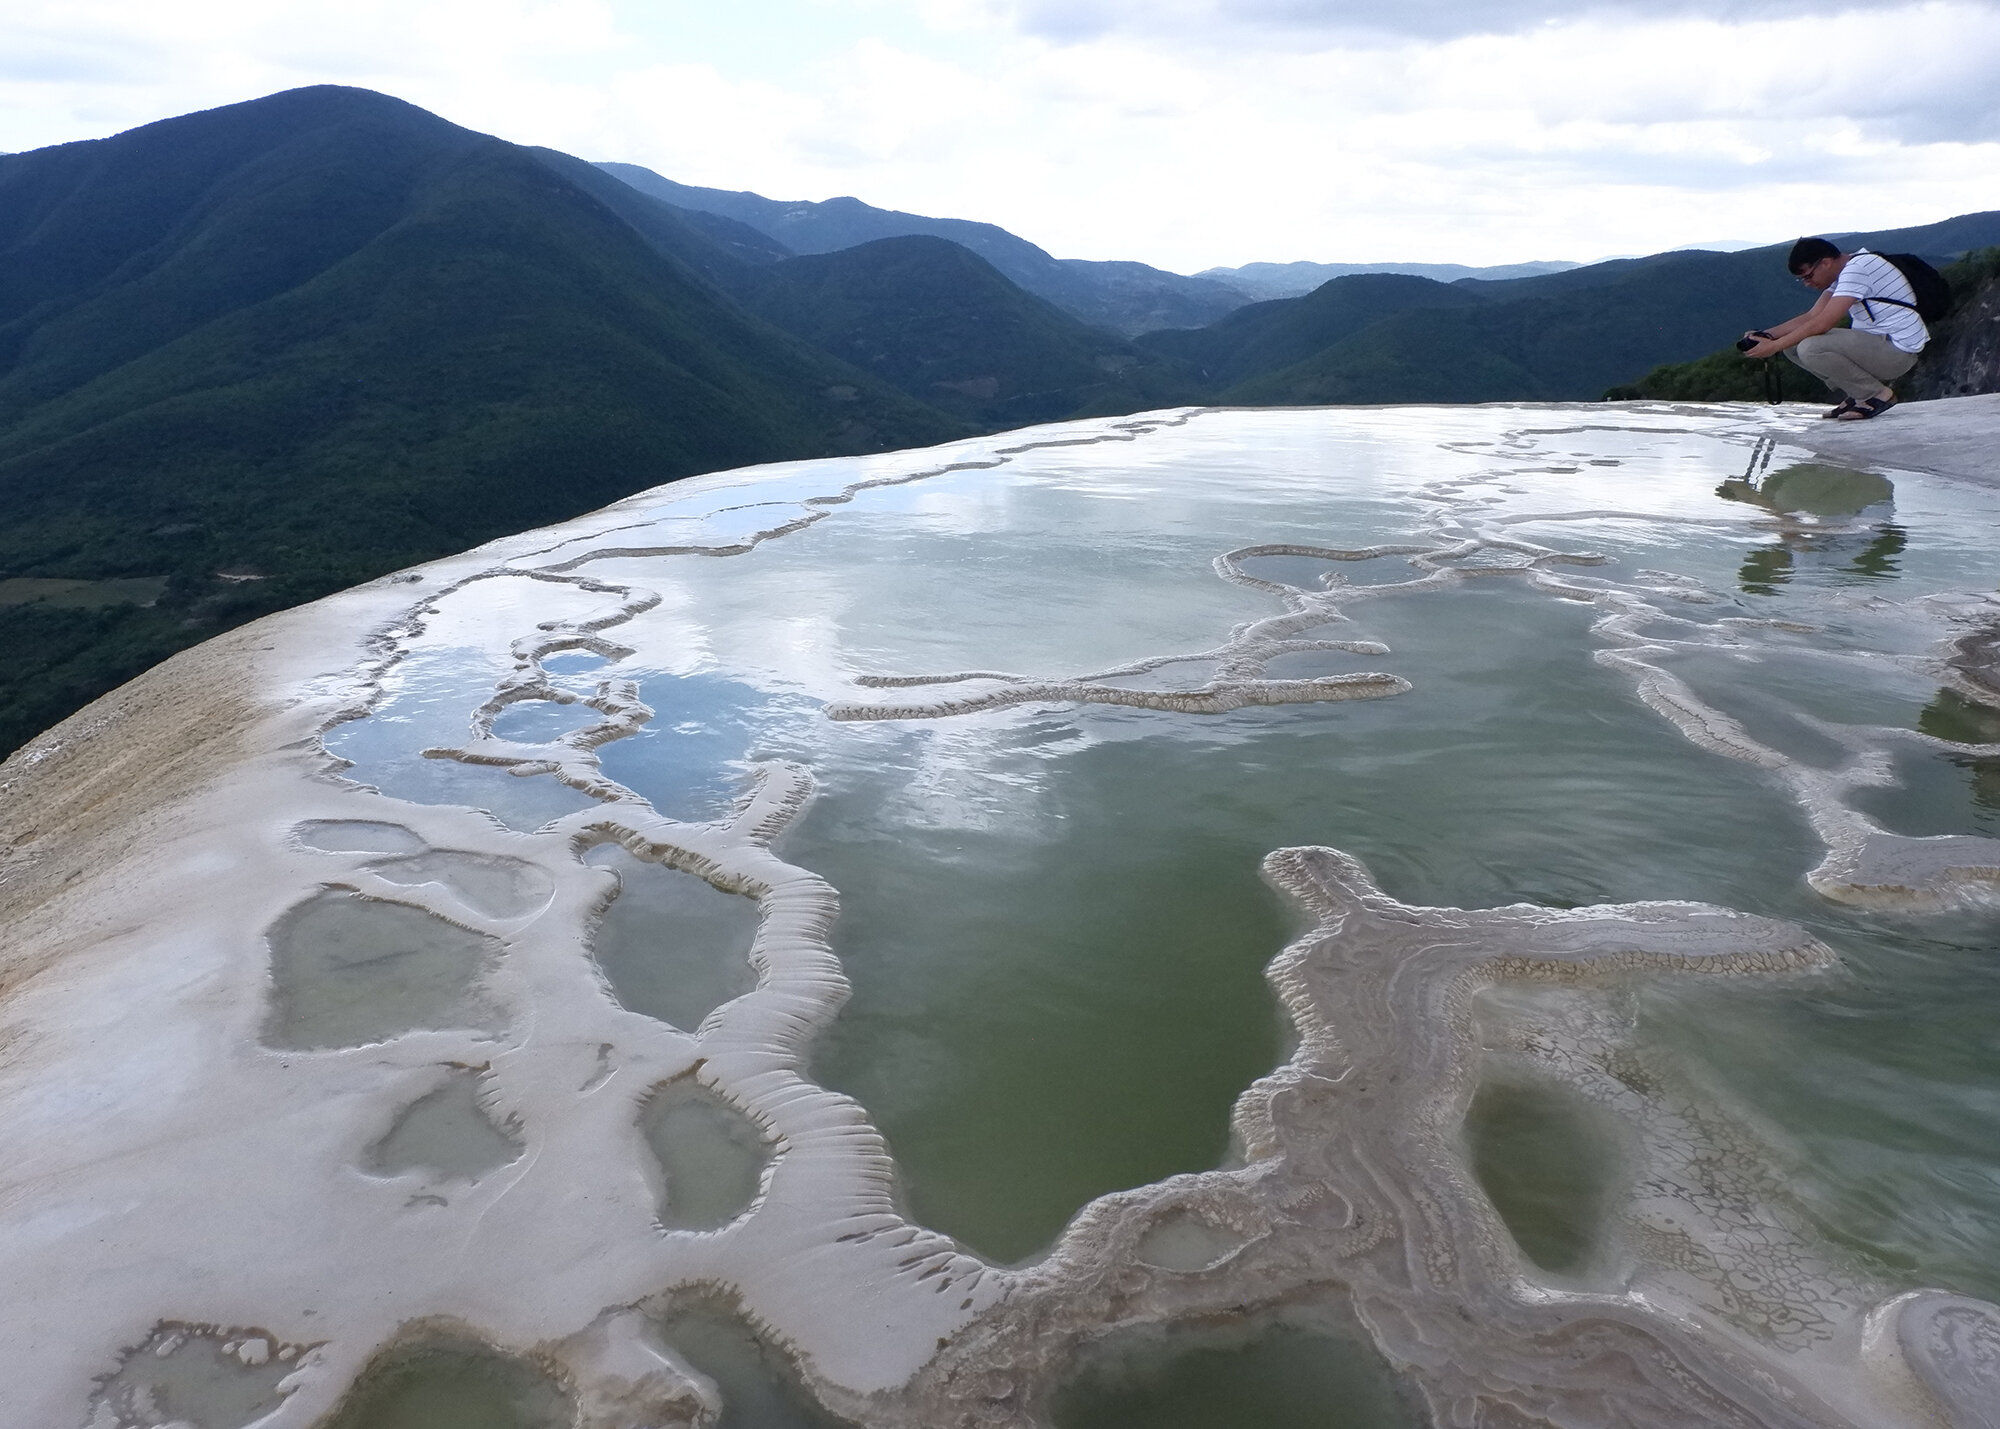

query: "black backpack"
xmin=1870 ymin=252 xmax=1953 ymax=322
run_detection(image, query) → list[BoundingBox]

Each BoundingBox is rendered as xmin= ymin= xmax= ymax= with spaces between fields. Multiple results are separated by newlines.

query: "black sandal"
xmin=1821 ymin=398 xmax=1859 ymax=419
xmin=1835 ymin=395 xmax=1897 ymax=421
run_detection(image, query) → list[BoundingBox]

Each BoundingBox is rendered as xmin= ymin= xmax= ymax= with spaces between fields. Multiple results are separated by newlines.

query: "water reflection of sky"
xmin=490 ymin=698 xmax=599 ymax=745
xmin=317 ymin=407 xmax=2000 ymax=1295
xmin=327 ymin=411 xmax=2000 ymax=853
xmin=329 ymin=411 xmax=2000 ymax=844
xmin=324 ymin=648 xmax=599 ymax=831
xmin=595 ymin=674 xmax=818 ymax=822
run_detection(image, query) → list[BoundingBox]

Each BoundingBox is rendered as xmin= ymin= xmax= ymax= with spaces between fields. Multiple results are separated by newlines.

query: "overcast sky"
xmin=5 ymin=0 xmax=1998 ymax=272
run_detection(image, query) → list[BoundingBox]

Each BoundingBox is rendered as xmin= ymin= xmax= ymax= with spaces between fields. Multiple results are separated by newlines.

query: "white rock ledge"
xmin=3 ymin=404 xmax=1997 ymax=1429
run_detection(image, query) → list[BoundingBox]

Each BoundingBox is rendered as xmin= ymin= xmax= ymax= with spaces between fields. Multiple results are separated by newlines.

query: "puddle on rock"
xmin=365 ymin=1070 xmax=522 ymax=1183
xmin=1463 ymin=1078 xmax=1627 ymax=1277
xmin=593 ymin=672 xmax=798 ymax=822
xmin=585 ymin=845 xmax=761 ymax=1030
xmin=1261 ymin=648 xmax=1392 ymax=681
xmin=373 ymin=760 xmax=601 ymax=833
xmin=317 ymin=1334 xmax=572 ymax=1429
xmin=90 ymin=1324 xmax=301 ymax=1429
xmin=658 ymin=1306 xmax=853 ymax=1429
xmin=1847 ymin=687 xmax=2000 ymax=839
xmin=1231 ymin=553 xmax=1350 ymax=589
xmin=1094 ymin=660 xmax=1222 ymax=692
xmin=489 ymin=698 xmax=600 ymax=744
xmin=1050 ymin=1312 xmax=1422 ymax=1429
xmin=326 ymin=660 xmax=602 ymax=832
xmin=641 ymin=1079 xmax=773 ymax=1231
xmin=262 ymin=892 xmax=506 ymax=1050
xmin=1852 ymin=744 xmax=2000 ymax=839
xmin=1134 ymin=1212 xmax=1255 ymax=1272
xmin=296 ymin=820 xmax=427 ymax=855
xmin=371 ymin=851 xmax=555 ymax=920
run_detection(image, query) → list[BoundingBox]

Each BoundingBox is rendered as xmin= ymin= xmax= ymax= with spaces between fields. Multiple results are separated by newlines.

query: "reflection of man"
xmin=1714 ymin=460 xmax=1905 ymax=594
xmin=1741 ymin=238 xmax=1928 ymax=421
xmin=1715 ymin=462 xmax=1893 ymax=517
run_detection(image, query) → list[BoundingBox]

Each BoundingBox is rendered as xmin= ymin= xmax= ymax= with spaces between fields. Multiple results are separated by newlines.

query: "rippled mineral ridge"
xmin=5 ymin=405 xmax=2000 ymax=1429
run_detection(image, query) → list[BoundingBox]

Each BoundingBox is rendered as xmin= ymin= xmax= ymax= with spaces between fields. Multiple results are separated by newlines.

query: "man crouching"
xmin=1740 ymin=237 xmax=1928 ymax=420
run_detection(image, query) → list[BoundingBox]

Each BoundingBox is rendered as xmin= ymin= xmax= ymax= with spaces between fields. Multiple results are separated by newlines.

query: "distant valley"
xmin=588 ymin=158 xmax=1999 ymax=411
xmin=1196 ymin=258 xmax=1584 ymax=300
xmin=594 ymin=162 xmax=1251 ymax=337
xmin=2 ymin=83 xmax=1997 ymax=758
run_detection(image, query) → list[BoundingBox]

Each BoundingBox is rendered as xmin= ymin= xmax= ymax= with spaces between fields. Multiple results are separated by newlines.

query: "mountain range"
xmin=0 ymin=87 xmax=964 ymax=755
xmin=2 ymin=83 xmax=1997 ymax=758
xmin=1197 ymin=259 xmax=1583 ymax=300
xmin=1151 ymin=220 xmax=1999 ymax=406
xmin=595 ymin=163 xmax=1252 ymax=338
xmin=594 ymin=159 xmax=2000 ymax=407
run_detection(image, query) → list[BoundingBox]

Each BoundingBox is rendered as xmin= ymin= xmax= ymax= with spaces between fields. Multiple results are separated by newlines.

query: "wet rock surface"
xmin=4 ymin=406 xmax=1999 ymax=1429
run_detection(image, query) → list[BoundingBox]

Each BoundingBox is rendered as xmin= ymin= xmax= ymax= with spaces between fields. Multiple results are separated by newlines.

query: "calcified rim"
xmin=4 ymin=406 xmax=1994 ymax=1429
xmin=904 ymin=845 xmax=1900 ymax=1429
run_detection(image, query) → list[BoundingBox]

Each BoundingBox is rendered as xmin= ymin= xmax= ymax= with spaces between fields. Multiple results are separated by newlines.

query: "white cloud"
xmin=1 ymin=0 xmax=1995 ymax=272
xmin=965 ymin=0 xmax=1996 ymax=43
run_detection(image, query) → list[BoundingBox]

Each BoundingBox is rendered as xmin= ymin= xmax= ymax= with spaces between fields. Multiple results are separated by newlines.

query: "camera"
xmin=1736 ymin=330 xmax=1774 ymax=352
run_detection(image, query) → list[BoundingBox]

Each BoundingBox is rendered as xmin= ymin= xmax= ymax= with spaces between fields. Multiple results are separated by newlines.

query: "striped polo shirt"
xmin=1833 ymin=249 xmax=1929 ymax=352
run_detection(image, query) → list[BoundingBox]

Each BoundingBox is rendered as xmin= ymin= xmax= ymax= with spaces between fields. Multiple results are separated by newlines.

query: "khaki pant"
xmin=1787 ymin=329 xmax=1918 ymax=401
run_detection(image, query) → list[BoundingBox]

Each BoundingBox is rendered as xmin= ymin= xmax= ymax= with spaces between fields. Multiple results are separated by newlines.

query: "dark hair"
xmin=1788 ymin=237 xmax=1840 ymax=274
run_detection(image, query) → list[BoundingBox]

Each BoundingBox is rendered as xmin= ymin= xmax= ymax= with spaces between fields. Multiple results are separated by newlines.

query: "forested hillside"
xmin=1135 ymin=274 xmax=1490 ymax=390
xmin=736 ymin=236 xmax=1204 ymax=428
xmin=595 ymin=162 xmax=1252 ymax=336
xmin=6 ymin=82 xmax=1997 ymax=759
xmin=0 ymin=86 xmax=962 ymax=756
xmin=608 ymin=153 xmax=2000 ymax=409
xmin=1198 ymin=218 xmax=2000 ymax=406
